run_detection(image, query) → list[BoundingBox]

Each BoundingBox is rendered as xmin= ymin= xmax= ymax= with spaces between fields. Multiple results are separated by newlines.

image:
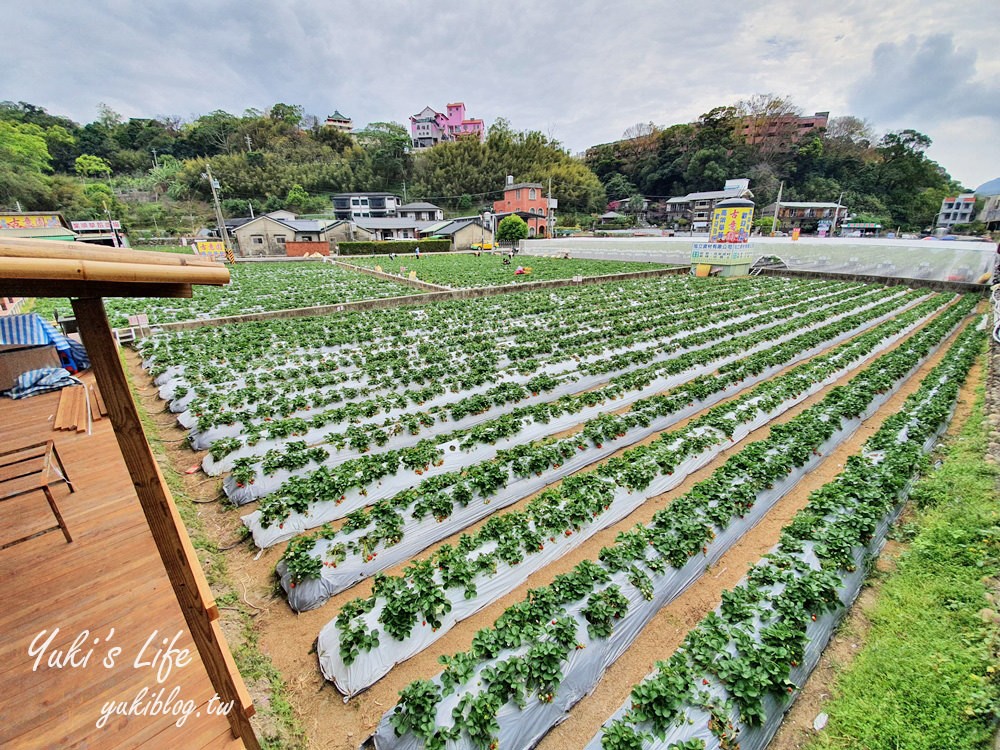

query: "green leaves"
xmin=583 ymin=585 xmax=630 ymax=640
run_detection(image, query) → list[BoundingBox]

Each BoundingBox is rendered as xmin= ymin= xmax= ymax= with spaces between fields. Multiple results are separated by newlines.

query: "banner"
xmin=70 ymin=220 xmax=122 ymax=230
xmin=691 ymin=242 xmax=755 ymax=265
xmin=0 ymin=214 xmax=61 ymax=230
xmin=195 ymin=241 xmax=227 ymax=262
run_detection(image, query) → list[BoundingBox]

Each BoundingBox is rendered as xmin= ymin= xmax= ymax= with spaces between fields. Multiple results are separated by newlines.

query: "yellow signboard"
xmin=709 ymin=206 xmax=753 ymax=243
xmin=0 ymin=214 xmax=61 ymax=230
xmin=195 ymin=241 xmax=227 ymax=262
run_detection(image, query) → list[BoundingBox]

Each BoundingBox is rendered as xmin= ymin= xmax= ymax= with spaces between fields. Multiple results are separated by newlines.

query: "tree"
xmin=74 ymin=154 xmax=112 ymax=178
xmin=603 ymin=173 xmax=639 ymax=202
xmin=0 ymin=120 xmax=52 ymax=208
xmin=283 ymin=183 xmax=328 ymax=214
xmin=269 ymin=103 xmax=304 ymax=127
xmin=621 ymin=122 xmax=658 ymax=141
xmin=825 ymin=116 xmax=874 ymax=146
xmin=313 ymin=125 xmax=353 ymax=152
xmin=753 ymin=215 xmax=777 ymax=233
xmin=0 ymin=120 xmax=50 ymax=172
xmin=182 ymin=110 xmax=240 ymax=156
xmin=355 ymin=122 xmax=411 ymax=189
xmin=496 ymin=214 xmax=528 ymax=242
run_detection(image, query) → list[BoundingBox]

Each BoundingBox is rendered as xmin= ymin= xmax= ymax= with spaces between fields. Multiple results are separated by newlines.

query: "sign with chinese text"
xmin=0 ymin=214 xmax=61 ymax=230
xmin=70 ymin=220 xmax=122 ymax=231
xmin=195 ymin=241 xmax=227 ymax=262
xmin=691 ymin=242 xmax=755 ymax=265
xmin=709 ymin=205 xmax=753 ymax=243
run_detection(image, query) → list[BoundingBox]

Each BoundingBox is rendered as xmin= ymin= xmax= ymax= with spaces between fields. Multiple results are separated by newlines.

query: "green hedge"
xmin=337 ymin=240 xmax=451 ymax=256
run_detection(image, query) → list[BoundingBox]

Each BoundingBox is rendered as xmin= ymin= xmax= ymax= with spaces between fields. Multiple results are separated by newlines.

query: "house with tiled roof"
xmin=231 ymin=213 xmax=347 ymax=256
xmin=492 ymin=177 xmax=555 ymax=237
xmin=397 ymin=202 xmax=444 ymax=222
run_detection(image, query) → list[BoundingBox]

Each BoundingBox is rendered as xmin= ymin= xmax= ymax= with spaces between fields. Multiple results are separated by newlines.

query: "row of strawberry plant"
xmin=167 ymin=279 xmax=750 ymax=423
xmin=105 ymin=260 xmax=420 ymax=326
xmin=142 ymin=277 xmax=845 ymax=422
xmin=341 ymin=297 xmax=972 ymax=716
xmin=182 ymin=280 xmax=823 ymax=449
xmin=139 ymin=274 xmax=734 ymax=383
xmin=589 ymin=320 xmax=984 ymax=750
xmin=240 ymin=287 xmax=923 ymax=546
xmin=278 ymin=293 xmax=951 ymax=616
xmin=195 ymin=280 xmax=861 ymax=467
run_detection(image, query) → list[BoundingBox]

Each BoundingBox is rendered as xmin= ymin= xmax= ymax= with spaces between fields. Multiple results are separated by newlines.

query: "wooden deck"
xmin=0 ymin=372 xmax=245 ymax=749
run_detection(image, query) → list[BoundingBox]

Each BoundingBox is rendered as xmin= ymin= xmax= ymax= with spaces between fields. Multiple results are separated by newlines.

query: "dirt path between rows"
xmin=125 ymin=302 xmax=972 ymax=750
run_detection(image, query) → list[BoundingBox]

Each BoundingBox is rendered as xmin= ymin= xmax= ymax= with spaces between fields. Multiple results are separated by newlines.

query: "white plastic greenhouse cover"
xmin=521 ymin=236 xmax=997 ymax=284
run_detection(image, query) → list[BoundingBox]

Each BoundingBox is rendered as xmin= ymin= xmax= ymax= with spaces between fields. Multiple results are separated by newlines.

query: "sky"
xmin=3 ymin=0 xmax=998 ymax=190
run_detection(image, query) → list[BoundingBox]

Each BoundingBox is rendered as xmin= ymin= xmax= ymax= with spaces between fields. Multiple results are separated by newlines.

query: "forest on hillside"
xmin=0 ymin=95 xmax=968 ymax=235
xmin=585 ymin=95 xmax=970 ymax=232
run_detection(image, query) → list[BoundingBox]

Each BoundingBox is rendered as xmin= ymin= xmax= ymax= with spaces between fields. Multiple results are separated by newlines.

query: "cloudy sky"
xmin=4 ymin=0 xmax=998 ymax=190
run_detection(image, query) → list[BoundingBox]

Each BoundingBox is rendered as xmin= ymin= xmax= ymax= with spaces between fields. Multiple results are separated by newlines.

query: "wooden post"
xmin=71 ymin=297 xmax=259 ymax=750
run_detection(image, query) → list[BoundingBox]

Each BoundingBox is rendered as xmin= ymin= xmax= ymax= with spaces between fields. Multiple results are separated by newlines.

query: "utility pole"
xmin=771 ymin=181 xmax=783 ymax=236
xmin=402 ymin=181 xmax=407 ymax=203
xmin=151 ymin=148 xmax=158 ymax=169
xmin=102 ymin=201 xmax=120 ymax=248
xmin=831 ymin=190 xmax=844 ymax=237
xmin=547 ymin=177 xmax=555 ymax=238
xmin=245 ymin=134 xmax=253 ymax=152
xmin=204 ymin=163 xmax=234 ymax=258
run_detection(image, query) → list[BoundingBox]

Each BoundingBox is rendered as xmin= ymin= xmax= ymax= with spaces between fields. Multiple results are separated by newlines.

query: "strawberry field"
xmin=341 ymin=252 xmax=675 ymax=287
xmin=131 ymin=270 xmax=986 ymax=750
xmin=102 ymin=260 xmax=419 ymax=327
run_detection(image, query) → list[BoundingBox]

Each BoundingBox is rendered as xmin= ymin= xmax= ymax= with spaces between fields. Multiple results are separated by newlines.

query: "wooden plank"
xmin=0 ymin=280 xmax=194 ymax=299
xmin=212 ymin=618 xmax=255 ymax=718
xmin=70 ymin=386 xmax=84 ymax=431
xmin=90 ymin=385 xmax=103 ymax=421
xmin=53 ymin=388 xmax=70 ymax=430
xmin=56 ymin=388 xmax=74 ymax=430
xmin=94 ymin=383 xmax=108 ymax=417
xmin=71 ymin=297 xmax=259 ymax=750
xmin=62 ymin=386 xmax=79 ymax=431
xmin=0 ymin=256 xmax=227 ymax=287
xmin=76 ymin=386 xmax=88 ymax=433
xmin=0 ymin=237 xmax=226 ymax=268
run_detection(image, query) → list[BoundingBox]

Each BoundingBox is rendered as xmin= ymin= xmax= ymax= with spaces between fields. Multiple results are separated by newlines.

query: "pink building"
xmin=409 ymin=102 xmax=484 ymax=149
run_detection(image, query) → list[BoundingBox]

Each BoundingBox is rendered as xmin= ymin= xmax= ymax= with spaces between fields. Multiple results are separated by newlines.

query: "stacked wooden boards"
xmin=53 ymin=384 xmax=107 ymax=432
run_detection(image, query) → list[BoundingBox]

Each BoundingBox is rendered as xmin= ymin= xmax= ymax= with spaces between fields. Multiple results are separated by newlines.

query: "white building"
xmin=936 ymin=193 xmax=976 ymax=228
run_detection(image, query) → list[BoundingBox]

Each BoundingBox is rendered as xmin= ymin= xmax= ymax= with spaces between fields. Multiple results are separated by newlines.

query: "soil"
xmin=124 ymin=301 xmax=984 ymax=750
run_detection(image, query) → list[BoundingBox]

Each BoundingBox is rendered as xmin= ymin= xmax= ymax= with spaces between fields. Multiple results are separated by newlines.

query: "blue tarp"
xmin=6 ymin=367 xmax=82 ymax=399
xmin=0 ymin=313 xmax=89 ymax=372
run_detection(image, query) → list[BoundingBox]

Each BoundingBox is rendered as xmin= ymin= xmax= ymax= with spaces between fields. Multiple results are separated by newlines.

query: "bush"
xmin=496 ymin=215 xmax=529 ymax=242
xmin=337 ymin=239 xmax=451 ymax=256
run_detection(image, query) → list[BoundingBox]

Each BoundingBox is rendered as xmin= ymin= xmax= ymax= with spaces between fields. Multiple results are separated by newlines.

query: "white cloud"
xmin=1 ymin=0 xmax=996 ymax=187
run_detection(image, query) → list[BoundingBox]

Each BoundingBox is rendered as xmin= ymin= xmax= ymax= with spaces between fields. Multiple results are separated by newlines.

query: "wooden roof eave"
xmin=0 ymin=237 xmax=229 ymax=298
